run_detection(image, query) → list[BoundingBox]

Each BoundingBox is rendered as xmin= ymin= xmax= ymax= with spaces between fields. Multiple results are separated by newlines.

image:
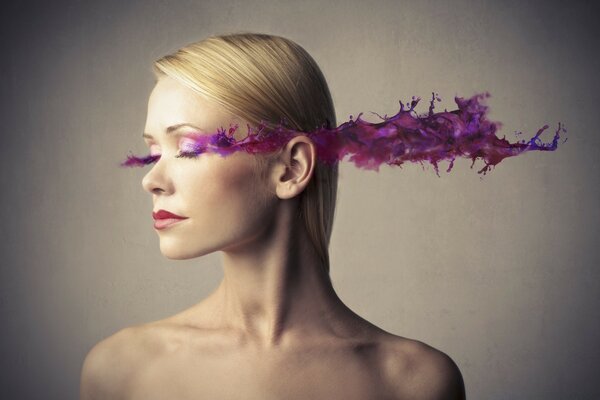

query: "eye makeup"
xmin=176 ymin=134 xmax=208 ymax=157
xmin=122 ymin=130 xmax=213 ymax=166
xmin=121 ymin=153 xmax=161 ymax=167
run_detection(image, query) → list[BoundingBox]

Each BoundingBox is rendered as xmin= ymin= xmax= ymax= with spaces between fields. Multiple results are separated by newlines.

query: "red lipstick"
xmin=152 ymin=209 xmax=188 ymax=230
xmin=153 ymin=210 xmax=186 ymax=220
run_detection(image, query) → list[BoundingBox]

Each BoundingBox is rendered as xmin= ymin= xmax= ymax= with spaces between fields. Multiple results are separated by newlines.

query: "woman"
xmin=80 ymin=32 xmax=466 ymax=400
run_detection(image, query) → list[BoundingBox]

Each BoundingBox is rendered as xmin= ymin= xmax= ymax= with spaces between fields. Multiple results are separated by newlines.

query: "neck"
xmin=209 ymin=202 xmax=358 ymax=349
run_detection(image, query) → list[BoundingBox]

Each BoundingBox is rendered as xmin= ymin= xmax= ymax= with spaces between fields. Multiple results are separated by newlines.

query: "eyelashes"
xmin=175 ymin=150 xmax=202 ymax=159
xmin=120 ymin=153 xmax=160 ymax=167
xmin=120 ymin=149 xmax=204 ymax=167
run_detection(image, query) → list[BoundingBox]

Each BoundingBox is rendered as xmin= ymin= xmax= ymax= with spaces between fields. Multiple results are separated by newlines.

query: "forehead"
xmin=145 ymin=76 xmax=240 ymax=135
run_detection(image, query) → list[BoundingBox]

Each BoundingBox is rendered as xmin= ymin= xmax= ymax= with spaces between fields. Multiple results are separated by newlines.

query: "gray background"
xmin=1 ymin=0 xmax=598 ymax=399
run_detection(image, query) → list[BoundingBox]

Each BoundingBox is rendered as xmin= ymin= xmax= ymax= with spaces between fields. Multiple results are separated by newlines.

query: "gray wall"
xmin=1 ymin=0 xmax=598 ymax=399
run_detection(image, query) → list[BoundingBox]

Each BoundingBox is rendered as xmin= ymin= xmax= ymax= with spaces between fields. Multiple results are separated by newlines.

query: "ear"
xmin=272 ymin=135 xmax=316 ymax=200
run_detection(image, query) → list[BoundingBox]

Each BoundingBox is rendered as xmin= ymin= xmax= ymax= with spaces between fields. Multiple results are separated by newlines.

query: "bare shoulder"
xmin=379 ymin=335 xmax=466 ymax=400
xmin=79 ymin=323 xmax=171 ymax=400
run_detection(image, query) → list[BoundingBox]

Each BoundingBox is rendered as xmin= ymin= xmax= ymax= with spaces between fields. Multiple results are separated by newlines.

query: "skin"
xmin=80 ymin=76 xmax=466 ymax=400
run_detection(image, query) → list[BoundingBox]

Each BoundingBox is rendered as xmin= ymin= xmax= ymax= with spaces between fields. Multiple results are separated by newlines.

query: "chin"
xmin=159 ymin=242 xmax=207 ymax=260
xmin=160 ymin=249 xmax=210 ymax=260
xmin=158 ymin=236 xmax=223 ymax=260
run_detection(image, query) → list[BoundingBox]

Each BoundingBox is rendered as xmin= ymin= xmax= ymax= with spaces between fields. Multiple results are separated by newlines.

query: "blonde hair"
xmin=153 ymin=32 xmax=338 ymax=275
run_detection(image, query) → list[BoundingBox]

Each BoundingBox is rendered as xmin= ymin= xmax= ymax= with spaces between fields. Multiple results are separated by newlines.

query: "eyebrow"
xmin=142 ymin=123 xmax=206 ymax=139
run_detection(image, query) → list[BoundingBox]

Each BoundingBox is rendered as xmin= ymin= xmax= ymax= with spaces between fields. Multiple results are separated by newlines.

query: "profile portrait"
xmin=1 ymin=2 xmax=598 ymax=400
xmin=81 ymin=32 xmax=466 ymax=399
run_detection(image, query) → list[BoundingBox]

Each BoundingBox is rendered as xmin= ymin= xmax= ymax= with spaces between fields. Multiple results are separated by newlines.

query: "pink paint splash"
xmin=121 ymin=92 xmax=566 ymax=176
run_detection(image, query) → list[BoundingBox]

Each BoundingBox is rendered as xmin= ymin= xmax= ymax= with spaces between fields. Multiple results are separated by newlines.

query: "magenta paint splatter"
xmin=121 ymin=92 xmax=566 ymax=176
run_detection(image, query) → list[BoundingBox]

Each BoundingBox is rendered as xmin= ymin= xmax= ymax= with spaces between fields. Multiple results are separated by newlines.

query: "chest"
xmin=127 ymin=348 xmax=393 ymax=400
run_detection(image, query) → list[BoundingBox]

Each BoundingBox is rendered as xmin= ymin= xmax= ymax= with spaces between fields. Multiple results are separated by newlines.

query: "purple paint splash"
xmin=121 ymin=92 xmax=566 ymax=176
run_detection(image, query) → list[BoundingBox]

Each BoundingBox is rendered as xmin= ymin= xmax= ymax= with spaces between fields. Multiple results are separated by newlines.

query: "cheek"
xmin=181 ymin=156 xmax=267 ymax=221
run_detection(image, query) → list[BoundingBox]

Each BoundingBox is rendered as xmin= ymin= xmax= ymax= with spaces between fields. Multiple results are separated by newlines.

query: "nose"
xmin=141 ymin=162 xmax=171 ymax=195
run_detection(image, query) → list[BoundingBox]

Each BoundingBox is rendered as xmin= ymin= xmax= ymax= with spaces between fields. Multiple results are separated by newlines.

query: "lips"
xmin=152 ymin=209 xmax=188 ymax=230
xmin=152 ymin=209 xmax=187 ymax=220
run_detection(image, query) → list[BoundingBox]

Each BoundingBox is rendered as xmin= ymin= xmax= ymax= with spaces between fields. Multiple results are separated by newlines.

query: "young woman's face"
xmin=142 ymin=76 xmax=276 ymax=259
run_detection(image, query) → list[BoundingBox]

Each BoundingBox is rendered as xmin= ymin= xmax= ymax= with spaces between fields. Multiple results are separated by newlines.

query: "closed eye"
xmin=175 ymin=150 xmax=202 ymax=159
